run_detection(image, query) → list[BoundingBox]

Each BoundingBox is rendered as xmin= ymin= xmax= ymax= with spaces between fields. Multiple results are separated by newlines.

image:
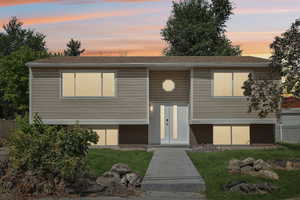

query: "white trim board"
xmin=190 ymin=118 xmax=277 ymax=124
xmin=42 ymin=119 xmax=149 ymax=125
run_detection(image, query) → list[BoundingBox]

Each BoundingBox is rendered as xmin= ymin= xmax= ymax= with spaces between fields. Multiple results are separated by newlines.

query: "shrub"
xmin=0 ymin=138 xmax=7 ymax=148
xmin=8 ymin=114 xmax=98 ymax=182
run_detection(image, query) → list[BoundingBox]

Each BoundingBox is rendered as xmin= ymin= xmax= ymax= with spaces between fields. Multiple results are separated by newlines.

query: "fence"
xmin=0 ymin=120 xmax=16 ymax=138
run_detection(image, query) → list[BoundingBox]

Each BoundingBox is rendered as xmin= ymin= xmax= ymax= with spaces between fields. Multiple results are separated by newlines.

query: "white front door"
xmin=160 ymin=104 xmax=189 ymax=144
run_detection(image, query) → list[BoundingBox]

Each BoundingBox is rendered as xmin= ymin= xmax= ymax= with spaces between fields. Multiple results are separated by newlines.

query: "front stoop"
xmin=141 ymin=148 xmax=206 ymax=192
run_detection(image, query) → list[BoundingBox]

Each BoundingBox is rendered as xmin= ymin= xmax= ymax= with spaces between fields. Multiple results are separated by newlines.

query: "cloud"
xmin=103 ymin=0 xmax=162 ymax=2
xmin=233 ymin=41 xmax=271 ymax=54
xmin=227 ymin=31 xmax=282 ymax=42
xmin=0 ymin=0 xmax=164 ymax=7
xmin=0 ymin=0 xmax=57 ymax=7
xmin=0 ymin=8 xmax=162 ymax=26
xmin=235 ymin=7 xmax=300 ymax=15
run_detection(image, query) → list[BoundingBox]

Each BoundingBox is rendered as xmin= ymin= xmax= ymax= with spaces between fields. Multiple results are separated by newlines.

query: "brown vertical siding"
xmin=190 ymin=124 xmax=213 ymax=145
xmin=119 ymin=125 xmax=148 ymax=144
xmin=250 ymin=124 xmax=275 ymax=144
xmin=149 ymin=71 xmax=189 ymax=102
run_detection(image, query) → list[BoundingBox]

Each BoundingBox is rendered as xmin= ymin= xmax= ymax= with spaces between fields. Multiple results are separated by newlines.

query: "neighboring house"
xmin=279 ymin=108 xmax=300 ymax=144
xmin=27 ymin=56 xmax=277 ymax=147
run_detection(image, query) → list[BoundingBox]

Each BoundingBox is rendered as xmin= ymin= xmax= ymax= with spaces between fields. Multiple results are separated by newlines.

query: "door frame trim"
xmin=155 ymin=102 xmax=190 ymax=145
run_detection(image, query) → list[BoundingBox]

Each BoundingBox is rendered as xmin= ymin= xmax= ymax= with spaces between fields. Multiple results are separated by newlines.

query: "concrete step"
xmin=141 ymin=149 xmax=206 ymax=193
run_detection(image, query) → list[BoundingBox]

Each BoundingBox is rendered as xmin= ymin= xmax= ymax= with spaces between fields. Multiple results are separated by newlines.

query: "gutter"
xmin=26 ymin=62 xmax=270 ymax=68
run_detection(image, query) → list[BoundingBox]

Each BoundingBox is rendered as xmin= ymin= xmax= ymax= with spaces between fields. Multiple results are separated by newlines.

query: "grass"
xmin=87 ymin=149 xmax=153 ymax=176
xmin=188 ymin=145 xmax=300 ymax=200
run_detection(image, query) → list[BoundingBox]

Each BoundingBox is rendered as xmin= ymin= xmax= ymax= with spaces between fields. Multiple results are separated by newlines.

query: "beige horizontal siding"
xmin=149 ymin=71 xmax=189 ymax=102
xmin=192 ymin=68 xmax=276 ymax=119
xmin=31 ymin=68 xmax=148 ymax=121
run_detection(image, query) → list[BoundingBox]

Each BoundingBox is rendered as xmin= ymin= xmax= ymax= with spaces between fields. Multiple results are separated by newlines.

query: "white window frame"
xmin=60 ymin=70 xmax=117 ymax=99
xmin=212 ymin=71 xmax=251 ymax=97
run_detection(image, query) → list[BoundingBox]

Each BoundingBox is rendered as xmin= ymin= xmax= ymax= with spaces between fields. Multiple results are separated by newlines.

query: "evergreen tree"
xmin=0 ymin=17 xmax=47 ymax=57
xmin=64 ymin=39 xmax=85 ymax=56
xmin=161 ymin=0 xmax=241 ymax=56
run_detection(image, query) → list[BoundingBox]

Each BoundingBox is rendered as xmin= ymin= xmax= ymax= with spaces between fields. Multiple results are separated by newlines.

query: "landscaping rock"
xmin=102 ymin=171 xmax=120 ymax=179
xmin=222 ymin=180 xmax=246 ymax=191
xmin=120 ymin=176 xmax=128 ymax=186
xmin=223 ymin=180 xmax=278 ymax=194
xmin=270 ymin=160 xmax=300 ymax=170
xmin=254 ymin=159 xmax=271 ymax=171
xmin=240 ymin=157 xmax=255 ymax=167
xmin=125 ymin=172 xmax=142 ymax=187
xmin=111 ymin=163 xmax=132 ymax=176
xmin=228 ymin=158 xmax=279 ymax=180
xmin=258 ymin=170 xmax=279 ymax=180
xmin=95 ymin=163 xmax=142 ymax=196
xmin=96 ymin=175 xmax=121 ymax=188
xmin=241 ymin=166 xmax=254 ymax=173
xmin=228 ymin=159 xmax=241 ymax=173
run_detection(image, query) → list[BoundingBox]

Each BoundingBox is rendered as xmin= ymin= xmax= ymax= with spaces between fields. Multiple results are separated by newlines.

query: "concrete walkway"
xmin=41 ymin=191 xmax=206 ymax=200
xmin=141 ymin=148 xmax=206 ymax=193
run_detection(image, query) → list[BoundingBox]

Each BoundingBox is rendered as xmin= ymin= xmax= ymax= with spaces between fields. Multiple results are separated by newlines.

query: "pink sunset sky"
xmin=0 ymin=0 xmax=299 ymax=58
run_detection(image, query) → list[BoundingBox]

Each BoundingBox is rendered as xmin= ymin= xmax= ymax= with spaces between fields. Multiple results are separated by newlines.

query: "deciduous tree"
xmin=243 ymin=19 xmax=300 ymax=119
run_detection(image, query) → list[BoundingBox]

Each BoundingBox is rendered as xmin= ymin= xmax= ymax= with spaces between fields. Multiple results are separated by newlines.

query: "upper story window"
xmin=62 ymin=72 xmax=115 ymax=97
xmin=213 ymin=72 xmax=249 ymax=97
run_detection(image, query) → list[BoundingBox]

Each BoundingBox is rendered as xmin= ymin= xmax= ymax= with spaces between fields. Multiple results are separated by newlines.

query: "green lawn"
xmin=87 ymin=149 xmax=153 ymax=176
xmin=188 ymin=145 xmax=300 ymax=200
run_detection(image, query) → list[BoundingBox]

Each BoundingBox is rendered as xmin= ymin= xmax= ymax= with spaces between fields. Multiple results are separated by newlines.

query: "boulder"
xmin=223 ymin=180 xmax=279 ymax=194
xmin=102 ymin=171 xmax=120 ymax=179
xmin=120 ymin=176 xmax=128 ymax=186
xmin=254 ymin=159 xmax=271 ymax=171
xmin=286 ymin=160 xmax=300 ymax=170
xmin=223 ymin=180 xmax=246 ymax=191
xmin=96 ymin=175 xmax=121 ymax=188
xmin=125 ymin=172 xmax=142 ymax=187
xmin=256 ymin=182 xmax=278 ymax=193
xmin=258 ymin=170 xmax=279 ymax=180
xmin=228 ymin=159 xmax=241 ymax=173
xmin=111 ymin=163 xmax=131 ymax=176
xmin=240 ymin=157 xmax=255 ymax=167
xmin=71 ymin=177 xmax=105 ymax=195
xmin=240 ymin=166 xmax=254 ymax=174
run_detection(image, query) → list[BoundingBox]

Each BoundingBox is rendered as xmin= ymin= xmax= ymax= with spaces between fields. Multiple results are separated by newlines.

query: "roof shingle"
xmin=30 ymin=56 xmax=269 ymax=64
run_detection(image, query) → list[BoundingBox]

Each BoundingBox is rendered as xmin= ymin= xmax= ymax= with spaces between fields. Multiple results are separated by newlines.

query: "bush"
xmin=0 ymin=138 xmax=7 ymax=148
xmin=8 ymin=114 xmax=98 ymax=182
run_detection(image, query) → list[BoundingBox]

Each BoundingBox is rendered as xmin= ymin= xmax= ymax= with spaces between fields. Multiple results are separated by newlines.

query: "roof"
xmin=26 ymin=56 xmax=270 ymax=69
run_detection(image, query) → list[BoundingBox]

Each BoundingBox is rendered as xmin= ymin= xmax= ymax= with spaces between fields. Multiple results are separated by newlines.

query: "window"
xmin=93 ymin=129 xmax=118 ymax=145
xmin=162 ymin=79 xmax=175 ymax=92
xmin=213 ymin=125 xmax=250 ymax=145
xmin=213 ymin=72 xmax=249 ymax=96
xmin=62 ymin=72 xmax=115 ymax=97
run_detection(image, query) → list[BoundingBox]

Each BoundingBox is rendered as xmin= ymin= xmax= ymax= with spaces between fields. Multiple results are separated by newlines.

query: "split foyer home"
xmin=27 ymin=56 xmax=277 ymax=147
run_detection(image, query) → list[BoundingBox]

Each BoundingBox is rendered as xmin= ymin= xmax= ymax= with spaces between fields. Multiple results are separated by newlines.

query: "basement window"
xmin=93 ymin=129 xmax=118 ymax=146
xmin=213 ymin=125 xmax=250 ymax=145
